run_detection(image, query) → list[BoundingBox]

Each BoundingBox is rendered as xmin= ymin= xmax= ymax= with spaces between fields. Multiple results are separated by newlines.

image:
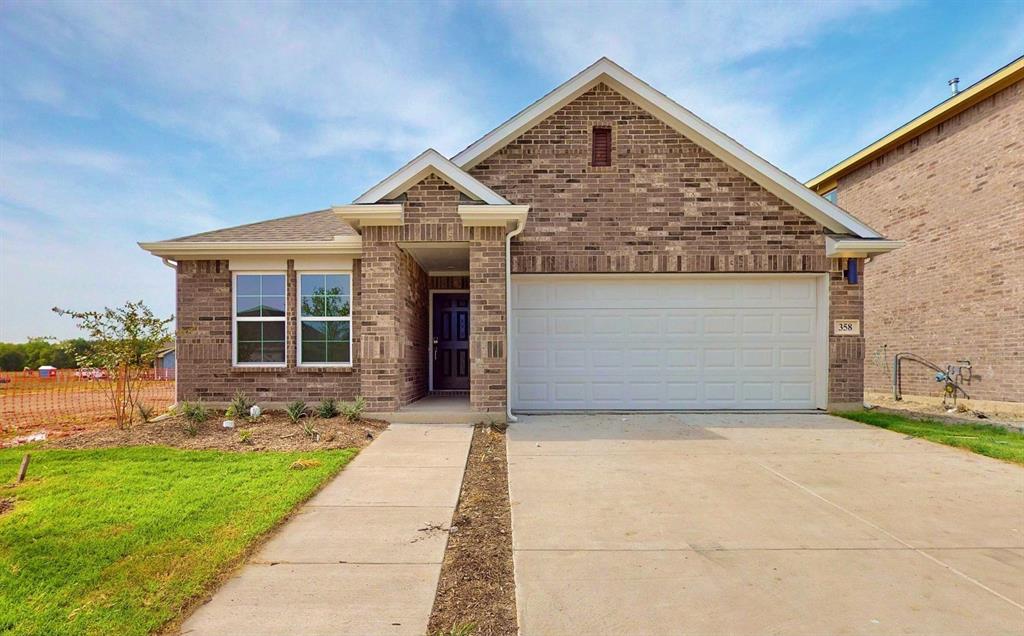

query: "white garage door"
xmin=511 ymin=275 xmax=826 ymax=411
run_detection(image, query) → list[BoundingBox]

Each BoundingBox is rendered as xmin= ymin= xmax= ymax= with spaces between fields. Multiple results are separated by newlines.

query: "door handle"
xmin=433 ymin=337 xmax=439 ymax=361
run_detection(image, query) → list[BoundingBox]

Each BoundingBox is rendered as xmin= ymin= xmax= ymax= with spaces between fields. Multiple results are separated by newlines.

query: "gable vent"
xmin=591 ymin=127 xmax=612 ymax=166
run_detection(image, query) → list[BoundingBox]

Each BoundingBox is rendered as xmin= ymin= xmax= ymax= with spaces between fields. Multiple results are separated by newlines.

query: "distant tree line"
xmin=0 ymin=338 xmax=95 ymax=371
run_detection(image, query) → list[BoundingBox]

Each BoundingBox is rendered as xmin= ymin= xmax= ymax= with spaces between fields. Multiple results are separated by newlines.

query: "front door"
xmin=432 ymin=293 xmax=470 ymax=390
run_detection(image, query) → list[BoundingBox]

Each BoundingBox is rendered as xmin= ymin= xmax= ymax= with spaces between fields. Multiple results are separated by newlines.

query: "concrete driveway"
xmin=507 ymin=413 xmax=1024 ymax=635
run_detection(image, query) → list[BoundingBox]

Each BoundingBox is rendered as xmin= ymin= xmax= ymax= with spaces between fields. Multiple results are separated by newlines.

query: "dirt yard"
xmin=428 ymin=424 xmax=517 ymax=636
xmin=46 ymin=410 xmax=388 ymax=452
xmin=865 ymin=391 xmax=1024 ymax=427
xmin=0 ymin=374 xmax=175 ymax=443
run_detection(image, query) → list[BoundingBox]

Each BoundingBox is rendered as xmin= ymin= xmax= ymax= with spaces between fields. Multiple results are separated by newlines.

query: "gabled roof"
xmin=353 ymin=148 xmax=510 ymax=205
xmin=808 ymin=55 xmax=1024 ymax=193
xmin=451 ymin=57 xmax=882 ymax=239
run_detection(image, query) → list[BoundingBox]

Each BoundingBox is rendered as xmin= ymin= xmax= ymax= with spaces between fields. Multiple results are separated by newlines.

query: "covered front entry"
xmin=510 ymin=274 xmax=828 ymax=411
xmin=431 ymin=292 xmax=470 ymax=391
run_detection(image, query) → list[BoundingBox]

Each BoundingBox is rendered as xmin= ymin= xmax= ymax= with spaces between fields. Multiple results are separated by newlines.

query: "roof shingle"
xmin=166 ymin=209 xmax=356 ymax=243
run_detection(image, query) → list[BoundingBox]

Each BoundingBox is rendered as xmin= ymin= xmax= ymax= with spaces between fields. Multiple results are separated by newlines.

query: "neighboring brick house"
xmin=808 ymin=56 xmax=1023 ymax=404
xmin=141 ymin=58 xmax=899 ymax=419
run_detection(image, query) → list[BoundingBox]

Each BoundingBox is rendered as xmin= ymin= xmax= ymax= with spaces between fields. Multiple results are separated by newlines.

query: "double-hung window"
xmin=298 ymin=273 xmax=352 ymax=365
xmin=234 ymin=273 xmax=287 ymax=365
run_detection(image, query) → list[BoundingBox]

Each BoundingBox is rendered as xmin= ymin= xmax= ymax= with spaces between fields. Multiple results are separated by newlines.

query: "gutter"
xmin=504 ymin=218 xmax=527 ymax=423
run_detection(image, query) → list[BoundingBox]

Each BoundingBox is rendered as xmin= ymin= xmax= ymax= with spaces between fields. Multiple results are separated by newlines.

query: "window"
xmin=823 ymin=189 xmax=837 ymax=204
xmin=298 ymin=273 xmax=352 ymax=365
xmin=592 ymin=126 xmax=612 ymax=166
xmin=234 ymin=273 xmax=286 ymax=365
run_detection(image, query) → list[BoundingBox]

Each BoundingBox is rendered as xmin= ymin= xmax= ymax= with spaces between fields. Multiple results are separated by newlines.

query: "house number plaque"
xmin=833 ymin=319 xmax=860 ymax=336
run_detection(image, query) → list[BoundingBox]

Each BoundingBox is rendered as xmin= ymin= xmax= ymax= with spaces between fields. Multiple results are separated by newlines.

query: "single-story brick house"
xmin=141 ymin=58 xmax=901 ymax=420
xmin=807 ymin=56 xmax=1023 ymax=405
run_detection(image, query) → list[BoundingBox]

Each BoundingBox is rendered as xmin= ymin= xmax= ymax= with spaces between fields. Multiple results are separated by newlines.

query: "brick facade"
xmin=471 ymin=83 xmax=829 ymax=275
xmin=834 ymin=79 xmax=1023 ymax=402
xmin=469 ymin=227 xmax=507 ymax=412
xmin=173 ymin=82 xmax=872 ymax=412
xmin=828 ymin=262 xmax=865 ymax=406
xmin=175 ymin=259 xmax=360 ymax=405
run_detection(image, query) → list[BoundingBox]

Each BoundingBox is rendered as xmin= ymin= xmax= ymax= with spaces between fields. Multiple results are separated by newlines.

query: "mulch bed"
xmin=428 ymin=424 xmax=517 ymax=636
xmin=44 ymin=411 xmax=388 ymax=452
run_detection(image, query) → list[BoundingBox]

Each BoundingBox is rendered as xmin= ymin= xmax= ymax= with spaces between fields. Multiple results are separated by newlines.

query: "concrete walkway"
xmin=180 ymin=422 xmax=473 ymax=636
xmin=508 ymin=413 xmax=1024 ymax=635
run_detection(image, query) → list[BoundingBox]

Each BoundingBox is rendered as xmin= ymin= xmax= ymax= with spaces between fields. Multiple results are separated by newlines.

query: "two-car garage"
xmin=510 ymin=275 xmax=829 ymax=411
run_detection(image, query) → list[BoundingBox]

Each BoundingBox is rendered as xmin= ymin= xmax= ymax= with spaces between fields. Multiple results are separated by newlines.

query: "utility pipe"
xmin=504 ymin=218 xmax=526 ymax=423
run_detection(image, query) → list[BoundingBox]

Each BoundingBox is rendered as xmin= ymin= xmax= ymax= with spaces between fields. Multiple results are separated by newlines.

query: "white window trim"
xmin=232 ymin=271 xmax=287 ymax=368
xmin=296 ymin=271 xmax=354 ymax=368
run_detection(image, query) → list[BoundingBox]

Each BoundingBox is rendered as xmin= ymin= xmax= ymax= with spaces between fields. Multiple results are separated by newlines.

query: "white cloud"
xmin=5 ymin=1 xmax=487 ymax=161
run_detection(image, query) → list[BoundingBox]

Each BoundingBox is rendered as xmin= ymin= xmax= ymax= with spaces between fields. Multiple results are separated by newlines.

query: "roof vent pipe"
xmin=948 ymin=77 xmax=960 ymax=95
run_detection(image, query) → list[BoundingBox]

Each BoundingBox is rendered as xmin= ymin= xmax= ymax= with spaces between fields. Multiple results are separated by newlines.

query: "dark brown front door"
xmin=433 ymin=293 xmax=470 ymax=390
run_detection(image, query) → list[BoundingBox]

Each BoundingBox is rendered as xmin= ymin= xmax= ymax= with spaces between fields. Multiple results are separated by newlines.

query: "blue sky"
xmin=1 ymin=0 xmax=1022 ymax=342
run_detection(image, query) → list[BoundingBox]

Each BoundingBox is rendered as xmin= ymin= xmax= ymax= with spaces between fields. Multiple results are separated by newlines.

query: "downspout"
xmin=504 ymin=219 xmax=526 ymax=423
xmin=160 ymin=257 xmax=178 ymax=402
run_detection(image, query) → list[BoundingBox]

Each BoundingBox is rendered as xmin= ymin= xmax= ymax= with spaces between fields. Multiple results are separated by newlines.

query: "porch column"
xmin=358 ymin=227 xmax=403 ymax=411
xmin=469 ymin=226 xmax=507 ymax=413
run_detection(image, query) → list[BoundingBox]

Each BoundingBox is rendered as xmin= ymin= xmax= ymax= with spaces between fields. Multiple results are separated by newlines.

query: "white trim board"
xmin=354 ymin=149 xmax=511 ymax=205
xmin=451 ymin=57 xmax=881 ymax=239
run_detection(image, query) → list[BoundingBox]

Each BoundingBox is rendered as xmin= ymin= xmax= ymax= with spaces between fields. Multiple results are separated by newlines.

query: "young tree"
xmin=53 ymin=301 xmax=173 ymax=429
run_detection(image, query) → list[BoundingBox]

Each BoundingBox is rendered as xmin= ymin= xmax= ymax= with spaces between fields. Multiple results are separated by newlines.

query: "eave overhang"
xmin=331 ymin=203 xmax=404 ymax=232
xmin=138 ymin=236 xmax=363 ymax=259
xmin=354 ymin=149 xmax=510 ymax=205
xmin=457 ymin=204 xmax=530 ymax=228
xmin=825 ymin=237 xmax=904 ymax=258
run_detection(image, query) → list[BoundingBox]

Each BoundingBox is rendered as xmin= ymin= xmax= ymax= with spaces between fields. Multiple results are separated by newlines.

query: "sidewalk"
xmin=180 ymin=422 xmax=473 ymax=636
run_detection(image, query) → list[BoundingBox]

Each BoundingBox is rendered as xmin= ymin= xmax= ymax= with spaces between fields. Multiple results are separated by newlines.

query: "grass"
xmin=0 ymin=446 xmax=357 ymax=635
xmin=838 ymin=411 xmax=1024 ymax=465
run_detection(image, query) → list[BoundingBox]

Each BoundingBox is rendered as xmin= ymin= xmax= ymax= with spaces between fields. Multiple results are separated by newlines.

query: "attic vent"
xmin=591 ymin=127 xmax=612 ymax=166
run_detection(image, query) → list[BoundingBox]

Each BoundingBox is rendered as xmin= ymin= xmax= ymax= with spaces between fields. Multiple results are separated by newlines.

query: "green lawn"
xmin=0 ymin=446 xmax=357 ymax=636
xmin=838 ymin=411 xmax=1024 ymax=465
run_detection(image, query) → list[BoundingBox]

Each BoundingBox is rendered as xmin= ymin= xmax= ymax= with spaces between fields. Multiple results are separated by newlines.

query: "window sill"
xmin=295 ymin=365 xmax=355 ymax=373
xmin=231 ymin=365 xmax=287 ymax=374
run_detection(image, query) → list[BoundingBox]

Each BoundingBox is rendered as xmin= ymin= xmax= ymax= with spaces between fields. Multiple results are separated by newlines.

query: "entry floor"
xmin=507 ymin=413 xmax=1024 ymax=635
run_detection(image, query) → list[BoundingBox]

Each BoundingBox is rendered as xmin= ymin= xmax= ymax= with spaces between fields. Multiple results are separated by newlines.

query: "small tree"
xmin=53 ymin=301 xmax=173 ymax=429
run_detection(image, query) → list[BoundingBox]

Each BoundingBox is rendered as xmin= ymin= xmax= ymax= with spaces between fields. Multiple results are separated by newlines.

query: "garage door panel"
xmin=512 ymin=276 xmax=823 ymax=410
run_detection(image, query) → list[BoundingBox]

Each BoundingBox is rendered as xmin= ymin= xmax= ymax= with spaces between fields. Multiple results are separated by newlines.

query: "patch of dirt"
xmin=865 ymin=392 xmax=1024 ymax=428
xmin=428 ymin=424 xmax=517 ymax=636
xmin=44 ymin=411 xmax=388 ymax=452
xmin=0 ymin=497 xmax=14 ymax=516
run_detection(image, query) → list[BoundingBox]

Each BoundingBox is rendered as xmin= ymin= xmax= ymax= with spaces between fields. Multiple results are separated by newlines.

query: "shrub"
xmin=179 ymin=400 xmax=209 ymax=424
xmin=316 ymin=398 xmax=339 ymax=419
xmin=285 ymin=400 xmax=308 ymax=424
xmin=227 ymin=391 xmax=253 ymax=419
xmin=302 ymin=420 xmax=319 ymax=441
xmin=238 ymin=429 xmax=253 ymax=444
xmin=339 ymin=396 xmax=366 ymax=421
